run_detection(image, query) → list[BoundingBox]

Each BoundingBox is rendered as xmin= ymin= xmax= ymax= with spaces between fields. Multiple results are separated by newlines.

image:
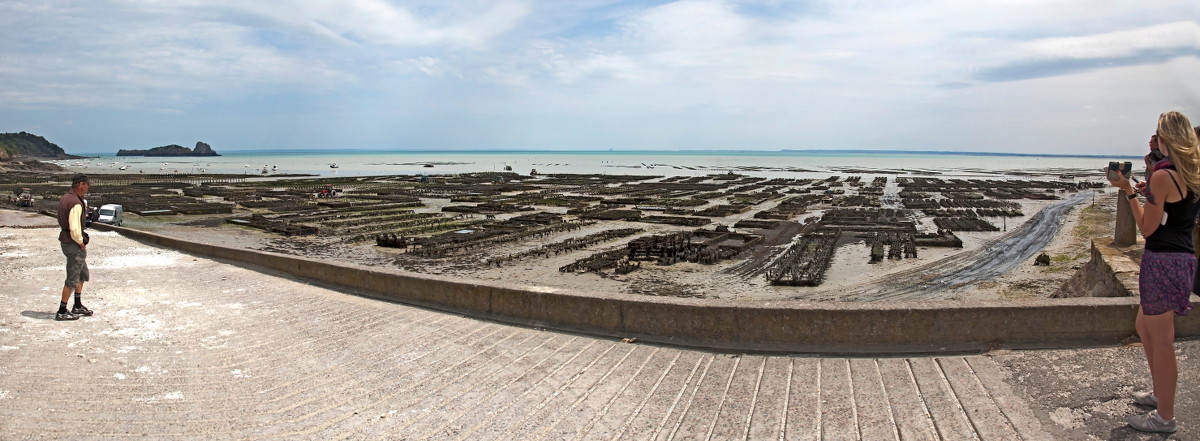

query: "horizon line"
xmin=74 ymin=147 xmax=1138 ymax=160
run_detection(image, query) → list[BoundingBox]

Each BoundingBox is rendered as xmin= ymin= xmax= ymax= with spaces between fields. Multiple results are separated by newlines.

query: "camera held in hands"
xmin=1106 ymin=161 xmax=1132 ymax=181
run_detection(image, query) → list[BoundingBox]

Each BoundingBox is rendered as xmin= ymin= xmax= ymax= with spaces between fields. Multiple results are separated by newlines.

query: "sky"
xmin=0 ymin=0 xmax=1198 ymax=155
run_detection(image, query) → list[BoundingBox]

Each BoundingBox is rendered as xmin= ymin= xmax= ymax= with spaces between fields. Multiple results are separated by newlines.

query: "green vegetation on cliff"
xmin=117 ymin=141 xmax=220 ymax=157
xmin=0 ymin=132 xmax=75 ymax=161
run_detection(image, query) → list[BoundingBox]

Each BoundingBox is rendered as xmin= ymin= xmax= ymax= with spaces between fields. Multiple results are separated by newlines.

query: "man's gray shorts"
xmin=61 ymin=242 xmax=89 ymax=287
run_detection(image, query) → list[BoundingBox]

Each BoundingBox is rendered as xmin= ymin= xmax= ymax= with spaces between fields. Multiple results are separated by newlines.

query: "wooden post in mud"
xmin=1114 ymin=189 xmax=1137 ymax=246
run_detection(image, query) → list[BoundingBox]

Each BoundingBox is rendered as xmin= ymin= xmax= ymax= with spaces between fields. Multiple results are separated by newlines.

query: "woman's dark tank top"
xmin=1145 ymin=169 xmax=1200 ymax=253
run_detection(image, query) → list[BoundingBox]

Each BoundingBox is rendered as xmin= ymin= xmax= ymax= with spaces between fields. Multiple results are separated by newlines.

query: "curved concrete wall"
xmin=99 ymin=225 xmax=1200 ymax=354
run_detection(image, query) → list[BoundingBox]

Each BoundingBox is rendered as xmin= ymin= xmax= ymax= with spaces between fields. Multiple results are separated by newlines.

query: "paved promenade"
xmin=0 ymin=221 xmax=1192 ymax=440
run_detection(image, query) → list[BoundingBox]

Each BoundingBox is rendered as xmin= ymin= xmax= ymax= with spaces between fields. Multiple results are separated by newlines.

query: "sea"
xmin=54 ymin=150 xmax=1139 ymax=181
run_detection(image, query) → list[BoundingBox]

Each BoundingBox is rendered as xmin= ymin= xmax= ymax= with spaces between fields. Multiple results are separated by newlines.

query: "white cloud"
xmin=516 ymin=0 xmax=822 ymax=86
xmin=626 ymin=0 xmax=752 ymax=51
xmin=394 ymin=56 xmax=462 ymax=78
xmin=559 ymin=54 xmax=641 ymax=82
xmin=0 ymin=0 xmax=533 ymax=109
xmin=1018 ymin=21 xmax=1200 ymax=60
xmin=226 ymin=0 xmax=530 ymax=49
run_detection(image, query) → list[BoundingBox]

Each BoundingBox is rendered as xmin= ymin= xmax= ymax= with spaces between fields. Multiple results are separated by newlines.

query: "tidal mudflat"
xmin=1 ymin=163 xmax=1113 ymax=301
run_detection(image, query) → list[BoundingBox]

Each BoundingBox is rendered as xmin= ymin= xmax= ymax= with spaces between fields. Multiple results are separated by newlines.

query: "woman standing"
xmin=1110 ymin=110 xmax=1200 ymax=433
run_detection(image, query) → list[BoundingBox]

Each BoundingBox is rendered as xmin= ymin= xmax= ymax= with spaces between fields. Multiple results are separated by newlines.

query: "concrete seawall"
xmin=100 ymin=224 xmax=1200 ymax=354
xmin=1053 ymin=237 xmax=1139 ymax=298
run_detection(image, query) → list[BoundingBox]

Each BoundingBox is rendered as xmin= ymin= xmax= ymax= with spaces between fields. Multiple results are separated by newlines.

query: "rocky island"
xmin=117 ymin=141 xmax=220 ymax=157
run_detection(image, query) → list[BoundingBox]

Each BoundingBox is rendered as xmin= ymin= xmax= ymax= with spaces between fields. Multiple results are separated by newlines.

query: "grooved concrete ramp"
xmin=0 ymin=228 xmax=1054 ymax=439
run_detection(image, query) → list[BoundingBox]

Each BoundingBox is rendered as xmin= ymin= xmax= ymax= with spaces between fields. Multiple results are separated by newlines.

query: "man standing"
xmin=56 ymin=174 xmax=94 ymax=321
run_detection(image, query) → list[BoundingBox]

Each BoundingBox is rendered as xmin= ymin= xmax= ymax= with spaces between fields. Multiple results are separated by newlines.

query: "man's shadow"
xmin=21 ymin=311 xmax=56 ymax=320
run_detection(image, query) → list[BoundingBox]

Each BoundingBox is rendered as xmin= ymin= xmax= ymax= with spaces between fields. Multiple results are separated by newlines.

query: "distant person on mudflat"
xmin=1142 ymin=134 xmax=1165 ymax=183
xmin=1108 ymin=110 xmax=1200 ymax=433
xmin=55 ymin=174 xmax=95 ymax=321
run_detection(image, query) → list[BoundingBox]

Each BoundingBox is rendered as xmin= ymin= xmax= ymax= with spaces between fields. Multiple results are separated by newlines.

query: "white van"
xmin=97 ymin=204 xmax=124 ymax=226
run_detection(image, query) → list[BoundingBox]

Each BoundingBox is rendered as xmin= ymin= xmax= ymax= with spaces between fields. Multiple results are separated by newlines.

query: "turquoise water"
xmin=54 ymin=150 xmax=1135 ymax=180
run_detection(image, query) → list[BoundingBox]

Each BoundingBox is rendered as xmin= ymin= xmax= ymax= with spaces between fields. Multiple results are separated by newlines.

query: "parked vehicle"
xmin=96 ymin=204 xmax=124 ymax=226
xmin=12 ymin=188 xmax=32 ymax=207
xmin=317 ymin=184 xmax=340 ymax=198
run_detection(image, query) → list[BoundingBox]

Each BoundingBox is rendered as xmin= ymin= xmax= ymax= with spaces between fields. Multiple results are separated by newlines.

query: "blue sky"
xmin=0 ymin=0 xmax=1197 ymax=155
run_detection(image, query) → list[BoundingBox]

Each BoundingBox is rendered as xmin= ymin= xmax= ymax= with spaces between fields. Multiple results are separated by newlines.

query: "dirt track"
xmin=802 ymin=191 xmax=1095 ymax=301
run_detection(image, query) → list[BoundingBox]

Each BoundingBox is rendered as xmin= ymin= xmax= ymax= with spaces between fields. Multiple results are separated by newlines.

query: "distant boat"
xmin=423 ymin=164 xmax=434 ymax=168
xmin=329 ymin=163 xmax=339 ymax=169
xmin=119 ymin=166 xmax=128 ymax=171
xmin=504 ymin=165 xmax=512 ymax=171
xmin=261 ymin=167 xmax=269 ymax=174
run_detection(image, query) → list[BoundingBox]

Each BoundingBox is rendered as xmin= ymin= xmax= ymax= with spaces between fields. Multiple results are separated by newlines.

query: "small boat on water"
xmin=329 ymin=163 xmax=339 ymax=169
xmin=423 ymin=164 xmax=434 ymax=168
xmin=119 ymin=166 xmax=128 ymax=171
xmin=504 ymin=165 xmax=512 ymax=171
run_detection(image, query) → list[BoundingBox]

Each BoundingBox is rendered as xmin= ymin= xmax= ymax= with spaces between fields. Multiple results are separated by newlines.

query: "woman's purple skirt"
xmin=1139 ymin=249 xmax=1195 ymax=316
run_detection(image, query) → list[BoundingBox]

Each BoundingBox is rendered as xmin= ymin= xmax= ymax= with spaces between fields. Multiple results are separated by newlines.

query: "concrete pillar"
xmin=1114 ymin=189 xmax=1137 ymax=246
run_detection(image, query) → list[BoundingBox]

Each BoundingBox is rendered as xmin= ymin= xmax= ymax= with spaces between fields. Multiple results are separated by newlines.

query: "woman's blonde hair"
xmin=1158 ymin=111 xmax=1200 ymax=195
